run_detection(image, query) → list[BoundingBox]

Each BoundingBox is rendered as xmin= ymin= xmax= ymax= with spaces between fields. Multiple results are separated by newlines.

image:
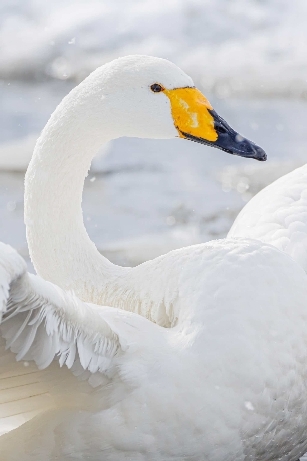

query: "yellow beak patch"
xmin=164 ymin=87 xmax=218 ymax=142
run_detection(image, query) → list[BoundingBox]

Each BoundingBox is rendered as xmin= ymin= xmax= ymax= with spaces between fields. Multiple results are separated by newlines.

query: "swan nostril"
xmin=215 ymin=124 xmax=227 ymax=135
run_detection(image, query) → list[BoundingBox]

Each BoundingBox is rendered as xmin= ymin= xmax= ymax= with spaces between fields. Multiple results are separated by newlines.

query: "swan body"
xmin=2 ymin=239 xmax=307 ymax=461
xmin=0 ymin=55 xmax=305 ymax=460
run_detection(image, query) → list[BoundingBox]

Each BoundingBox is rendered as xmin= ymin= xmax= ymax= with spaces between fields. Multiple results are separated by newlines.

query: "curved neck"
xmin=25 ymin=81 xmax=128 ymax=302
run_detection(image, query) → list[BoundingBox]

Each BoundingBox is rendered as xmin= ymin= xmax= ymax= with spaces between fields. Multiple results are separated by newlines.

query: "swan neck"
xmin=25 ymin=84 xmax=127 ymax=301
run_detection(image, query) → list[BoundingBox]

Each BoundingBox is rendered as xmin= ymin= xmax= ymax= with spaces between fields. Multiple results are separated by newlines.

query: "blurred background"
xmin=1 ymin=0 xmax=307 ymax=269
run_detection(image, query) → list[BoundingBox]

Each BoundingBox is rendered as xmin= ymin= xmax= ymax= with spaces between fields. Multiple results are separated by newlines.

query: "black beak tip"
xmin=231 ymin=135 xmax=267 ymax=161
xmin=253 ymin=145 xmax=267 ymax=162
xmin=180 ymin=123 xmax=267 ymax=162
xmin=207 ymin=109 xmax=267 ymax=162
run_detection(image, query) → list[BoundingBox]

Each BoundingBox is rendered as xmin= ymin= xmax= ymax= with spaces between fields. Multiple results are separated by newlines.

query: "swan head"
xmin=93 ymin=55 xmax=266 ymax=161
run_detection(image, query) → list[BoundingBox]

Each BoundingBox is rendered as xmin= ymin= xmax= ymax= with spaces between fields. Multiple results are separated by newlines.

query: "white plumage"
xmin=229 ymin=164 xmax=307 ymax=272
xmin=1 ymin=55 xmax=307 ymax=460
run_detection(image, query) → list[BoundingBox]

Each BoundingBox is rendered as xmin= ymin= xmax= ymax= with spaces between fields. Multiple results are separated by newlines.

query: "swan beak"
xmin=165 ymin=87 xmax=267 ymax=161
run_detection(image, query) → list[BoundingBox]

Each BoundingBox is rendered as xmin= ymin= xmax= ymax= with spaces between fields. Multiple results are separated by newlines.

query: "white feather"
xmin=0 ymin=242 xmax=163 ymax=449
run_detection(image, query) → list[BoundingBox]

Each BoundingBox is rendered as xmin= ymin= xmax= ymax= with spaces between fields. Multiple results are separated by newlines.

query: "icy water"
xmin=1 ymin=81 xmax=307 ymax=269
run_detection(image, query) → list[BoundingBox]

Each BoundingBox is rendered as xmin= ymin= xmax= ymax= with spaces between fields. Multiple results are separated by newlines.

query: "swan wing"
xmin=228 ymin=164 xmax=307 ymax=271
xmin=0 ymin=243 xmax=157 ymax=434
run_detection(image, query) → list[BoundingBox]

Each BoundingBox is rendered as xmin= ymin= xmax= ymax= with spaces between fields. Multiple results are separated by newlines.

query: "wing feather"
xmin=0 ymin=243 xmax=163 ymax=436
xmin=0 ymin=244 xmax=121 ymax=374
xmin=0 ymin=244 xmax=124 ymax=434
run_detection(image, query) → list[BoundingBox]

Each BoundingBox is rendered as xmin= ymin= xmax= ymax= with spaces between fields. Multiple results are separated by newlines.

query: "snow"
xmin=1 ymin=0 xmax=307 ymax=98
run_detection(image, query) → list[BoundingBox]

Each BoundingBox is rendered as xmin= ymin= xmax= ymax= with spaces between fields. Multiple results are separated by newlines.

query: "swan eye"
xmin=150 ymin=83 xmax=164 ymax=93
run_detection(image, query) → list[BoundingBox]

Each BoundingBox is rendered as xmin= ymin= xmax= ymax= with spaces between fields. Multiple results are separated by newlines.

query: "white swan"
xmin=1 ymin=55 xmax=306 ymax=461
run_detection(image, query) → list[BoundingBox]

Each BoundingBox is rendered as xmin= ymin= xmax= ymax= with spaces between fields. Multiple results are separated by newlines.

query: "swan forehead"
xmin=100 ymin=55 xmax=194 ymax=92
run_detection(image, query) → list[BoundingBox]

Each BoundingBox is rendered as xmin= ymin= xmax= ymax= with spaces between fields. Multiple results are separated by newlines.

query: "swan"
xmin=1 ymin=55 xmax=306 ymax=461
